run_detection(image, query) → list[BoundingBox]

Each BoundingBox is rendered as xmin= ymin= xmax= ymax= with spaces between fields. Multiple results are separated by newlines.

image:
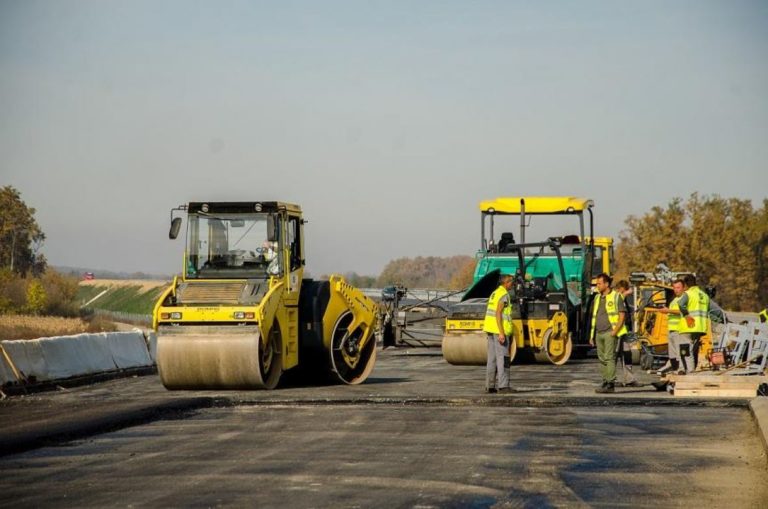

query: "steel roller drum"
xmin=157 ymin=325 xmax=281 ymax=390
xmin=441 ymin=331 xmax=488 ymax=365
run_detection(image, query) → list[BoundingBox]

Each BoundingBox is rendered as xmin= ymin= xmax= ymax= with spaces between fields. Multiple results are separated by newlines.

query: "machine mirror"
xmin=169 ymin=217 xmax=182 ymax=239
xmin=267 ymin=215 xmax=278 ymax=242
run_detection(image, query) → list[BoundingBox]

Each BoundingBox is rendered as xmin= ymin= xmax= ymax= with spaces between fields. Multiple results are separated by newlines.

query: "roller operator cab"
xmin=442 ymin=197 xmax=613 ymax=366
xmin=153 ymin=202 xmax=377 ymax=390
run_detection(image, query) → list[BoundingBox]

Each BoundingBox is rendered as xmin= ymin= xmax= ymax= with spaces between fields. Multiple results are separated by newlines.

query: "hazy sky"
xmin=1 ymin=1 xmax=767 ymax=277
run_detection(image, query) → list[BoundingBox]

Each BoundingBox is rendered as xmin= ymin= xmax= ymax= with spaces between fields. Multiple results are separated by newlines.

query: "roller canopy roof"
xmin=187 ymin=202 xmax=301 ymax=214
xmin=479 ymin=197 xmax=593 ymax=214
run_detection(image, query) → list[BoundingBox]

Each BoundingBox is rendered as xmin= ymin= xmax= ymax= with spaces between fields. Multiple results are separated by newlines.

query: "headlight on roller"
xmin=233 ymin=311 xmax=255 ymax=320
xmin=161 ymin=312 xmax=183 ymax=320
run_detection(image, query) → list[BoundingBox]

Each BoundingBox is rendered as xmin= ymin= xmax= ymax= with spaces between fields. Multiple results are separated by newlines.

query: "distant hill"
xmin=54 ymin=265 xmax=172 ymax=281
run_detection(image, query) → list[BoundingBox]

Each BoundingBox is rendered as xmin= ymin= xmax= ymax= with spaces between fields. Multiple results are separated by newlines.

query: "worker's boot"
xmin=595 ymin=382 xmax=615 ymax=394
xmin=656 ymin=361 xmax=673 ymax=376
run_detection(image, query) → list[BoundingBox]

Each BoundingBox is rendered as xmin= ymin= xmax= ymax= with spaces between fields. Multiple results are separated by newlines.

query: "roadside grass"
xmin=0 ymin=314 xmax=117 ymax=341
xmin=77 ymin=283 xmax=168 ymax=315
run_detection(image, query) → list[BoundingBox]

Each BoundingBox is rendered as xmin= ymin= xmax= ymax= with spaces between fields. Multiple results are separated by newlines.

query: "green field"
xmin=77 ymin=281 xmax=169 ymax=315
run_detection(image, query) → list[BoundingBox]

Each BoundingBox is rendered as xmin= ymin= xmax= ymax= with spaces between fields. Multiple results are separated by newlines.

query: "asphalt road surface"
xmin=1 ymin=350 xmax=767 ymax=508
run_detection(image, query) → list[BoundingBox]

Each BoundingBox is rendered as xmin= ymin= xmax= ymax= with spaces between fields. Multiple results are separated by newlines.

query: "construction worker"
xmin=482 ymin=273 xmax=514 ymax=394
xmin=262 ymin=240 xmax=280 ymax=275
xmin=760 ymin=308 xmax=768 ymax=323
xmin=658 ymin=278 xmax=685 ymax=375
xmin=614 ymin=280 xmax=640 ymax=387
xmin=677 ymin=274 xmax=710 ymax=374
xmin=589 ymin=273 xmax=627 ymax=393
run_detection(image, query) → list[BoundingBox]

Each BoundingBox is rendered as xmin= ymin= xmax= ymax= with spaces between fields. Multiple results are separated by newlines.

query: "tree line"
xmin=0 ymin=186 xmax=79 ymax=315
xmin=614 ymin=193 xmax=767 ymax=311
xmin=2 ymin=185 xmax=765 ymax=315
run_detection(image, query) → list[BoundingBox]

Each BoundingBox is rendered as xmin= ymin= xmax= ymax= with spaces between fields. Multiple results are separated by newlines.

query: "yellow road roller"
xmin=153 ymin=201 xmax=377 ymax=389
xmin=442 ymin=196 xmax=613 ymax=366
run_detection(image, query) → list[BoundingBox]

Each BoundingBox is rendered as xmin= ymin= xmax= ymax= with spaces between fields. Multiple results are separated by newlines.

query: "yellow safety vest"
xmin=590 ymin=290 xmax=628 ymax=339
xmin=667 ymin=296 xmax=682 ymax=332
xmin=483 ymin=286 xmax=513 ymax=336
xmin=678 ymin=285 xmax=710 ymax=334
xmin=759 ymin=308 xmax=768 ymax=323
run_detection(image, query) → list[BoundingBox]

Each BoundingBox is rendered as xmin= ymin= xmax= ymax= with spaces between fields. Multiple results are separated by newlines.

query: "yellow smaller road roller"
xmin=442 ymin=196 xmax=613 ymax=366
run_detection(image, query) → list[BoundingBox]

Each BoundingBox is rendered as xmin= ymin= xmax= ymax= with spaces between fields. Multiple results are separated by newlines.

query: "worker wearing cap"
xmin=677 ymin=274 xmax=710 ymax=374
xmin=482 ymin=274 xmax=514 ymax=393
xmin=589 ymin=273 xmax=627 ymax=393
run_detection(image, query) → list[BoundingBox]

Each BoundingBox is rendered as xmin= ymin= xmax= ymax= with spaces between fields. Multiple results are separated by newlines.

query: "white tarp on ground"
xmin=107 ymin=331 xmax=152 ymax=368
xmin=1 ymin=330 xmax=154 ymax=385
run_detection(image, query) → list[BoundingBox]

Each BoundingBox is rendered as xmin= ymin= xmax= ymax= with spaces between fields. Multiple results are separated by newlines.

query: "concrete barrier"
xmin=751 ymin=398 xmax=768 ymax=455
xmin=107 ymin=331 xmax=152 ymax=368
xmin=1 ymin=330 xmax=155 ymax=385
xmin=145 ymin=330 xmax=158 ymax=362
xmin=0 ymin=349 xmax=21 ymax=385
xmin=40 ymin=333 xmax=116 ymax=379
xmin=1 ymin=340 xmax=50 ymax=382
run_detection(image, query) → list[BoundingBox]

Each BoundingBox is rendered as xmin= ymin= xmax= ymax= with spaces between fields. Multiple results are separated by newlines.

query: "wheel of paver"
xmin=329 ymin=311 xmax=377 ymax=384
xmin=532 ymin=328 xmax=572 ymax=365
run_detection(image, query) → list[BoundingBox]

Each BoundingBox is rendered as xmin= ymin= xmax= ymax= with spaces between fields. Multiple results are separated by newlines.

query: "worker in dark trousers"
xmin=614 ymin=280 xmax=640 ymax=387
xmin=760 ymin=308 xmax=767 ymax=323
xmin=589 ymin=273 xmax=627 ymax=393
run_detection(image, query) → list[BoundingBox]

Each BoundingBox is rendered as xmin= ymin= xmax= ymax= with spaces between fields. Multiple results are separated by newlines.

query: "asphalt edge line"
xmin=1 ymin=366 xmax=158 ymax=397
xmin=213 ymin=396 xmax=751 ymax=409
xmin=0 ymin=397 xmax=214 ymax=458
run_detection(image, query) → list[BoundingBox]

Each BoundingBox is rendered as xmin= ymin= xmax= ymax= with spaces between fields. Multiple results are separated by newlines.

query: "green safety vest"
xmin=678 ymin=285 xmax=710 ymax=334
xmin=667 ymin=296 xmax=682 ymax=332
xmin=590 ymin=290 xmax=628 ymax=339
xmin=483 ymin=286 xmax=513 ymax=336
xmin=759 ymin=308 xmax=768 ymax=323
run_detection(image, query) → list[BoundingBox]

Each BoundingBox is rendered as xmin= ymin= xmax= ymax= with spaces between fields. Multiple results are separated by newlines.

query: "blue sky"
xmin=1 ymin=1 xmax=767 ymax=277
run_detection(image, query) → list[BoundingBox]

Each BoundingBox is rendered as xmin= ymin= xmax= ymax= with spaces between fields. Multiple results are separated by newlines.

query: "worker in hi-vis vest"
xmin=589 ymin=273 xmax=627 ymax=394
xmin=657 ymin=278 xmax=685 ymax=375
xmin=677 ymin=274 xmax=710 ymax=373
xmin=759 ymin=308 xmax=767 ymax=323
xmin=482 ymin=273 xmax=514 ymax=393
